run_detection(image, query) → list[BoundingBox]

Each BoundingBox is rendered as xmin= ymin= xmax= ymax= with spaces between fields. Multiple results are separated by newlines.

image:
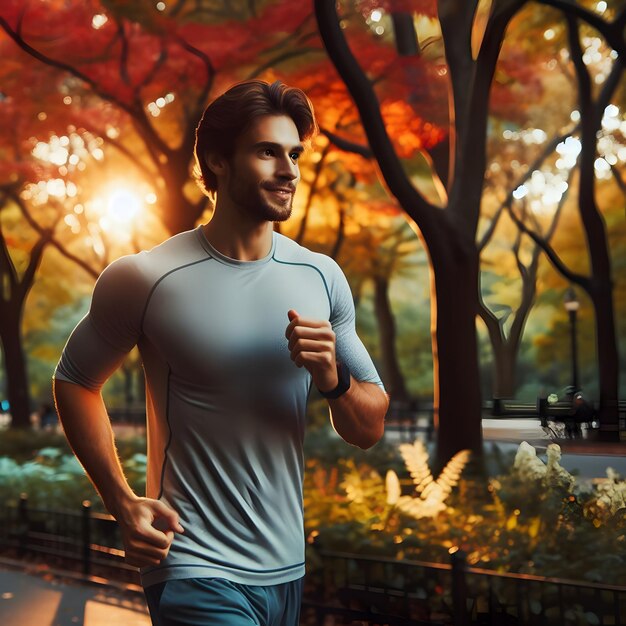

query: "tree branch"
xmin=245 ymin=47 xmax=322 ymax=80
xmin=448 ymin=0 xmax=524 ymax=226
xmin=174 ymin=34 xmax=215 ymax=112
xmin=314 ymin=0 xmax=436 ymax=227
xmin=296 ymin=144 xmax=329 ymax=244
xmin=478 ymin=126 xmax=578 ymax=251
xmin=11 ymin=192 xmax=99 ymax=280
xmin=477 ymin=291 xmax=505 ymax=344
xmin=536 ymin=0 xmax=626 ymax=57
xmin=136 ymin=43 xmax=168 ymax=92
xmin=511 ymin=221 xmax=528 ymax=281
xmin=0 ymin=16 xmax=171 ymax=163
xmin=0 ymin=16 xmax=136 ymax=119
xmin=507 ymin=169 xmax=572 ymax=345
xmin=0 ymin=203 xmax=19 ymax=289
xmin=596 ymin=57 xmax=625 ymax=124
xmin=610 ymin=162 xmax=626 ymax=199
xmin=506 ymin=200 xmax=587 ymax=286
xmin=320 ymin=127 xmax=372 ymax=158
xmin=477 ymin=203 xmax=506 ymax=252
xmin=116 ymin=19 xmax=131 ymax=86
xmin=17 ymin=231 xmax=50 ymax=303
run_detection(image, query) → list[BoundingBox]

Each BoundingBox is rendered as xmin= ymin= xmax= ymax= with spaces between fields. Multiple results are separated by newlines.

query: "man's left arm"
xmin=286 ymin=309 xmax=389 ymax=449
xmin=326 ymin=378 xmax=388 ymax=449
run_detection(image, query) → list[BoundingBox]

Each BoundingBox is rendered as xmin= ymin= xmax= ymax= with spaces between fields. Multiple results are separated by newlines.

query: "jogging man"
xmin=53 ymin=80 xmax=389 ymax=626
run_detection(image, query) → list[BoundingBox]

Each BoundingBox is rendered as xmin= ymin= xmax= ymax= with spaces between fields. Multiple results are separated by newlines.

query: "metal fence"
xmin=303 ymin=551 xmax=626 ymax=625
xmin=2 ymin=497 xmax=625 ymax=625
xmin=0 ymin=495 xmax=139 ymax=584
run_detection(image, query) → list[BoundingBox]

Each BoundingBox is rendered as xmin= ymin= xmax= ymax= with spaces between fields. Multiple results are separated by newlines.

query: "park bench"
xmin=384 ymin=399 xmax=435 ymax=441
xmin=489 ymin=399 xmax=538 ymax=417
xmin=537 ymin=396 xmax=596 ymax=439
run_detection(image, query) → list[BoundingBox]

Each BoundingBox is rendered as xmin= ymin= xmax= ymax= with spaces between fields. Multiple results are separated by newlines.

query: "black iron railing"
xmin=303 ymin=550 xmax=626 ymax=625
xmin=2 ymin=497 xmax=625 ymax=625
xmin=1 ymin=495 xmax=139 ymax=583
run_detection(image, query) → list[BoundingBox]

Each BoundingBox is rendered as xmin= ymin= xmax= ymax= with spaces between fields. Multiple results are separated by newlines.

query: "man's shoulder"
xmin=273 ymin=232 xmax=343 ymax=277
xmin=100 ymin=228 xmax=206 ymax=290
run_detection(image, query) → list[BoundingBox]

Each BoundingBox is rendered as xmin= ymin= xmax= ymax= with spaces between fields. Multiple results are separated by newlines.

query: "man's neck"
xmin=202 ymin=208 xmax=274 ymax=262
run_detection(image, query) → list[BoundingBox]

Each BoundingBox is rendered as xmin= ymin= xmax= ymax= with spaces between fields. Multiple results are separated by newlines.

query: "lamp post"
xmin=563 ymin=287 xmax=580 ymax=394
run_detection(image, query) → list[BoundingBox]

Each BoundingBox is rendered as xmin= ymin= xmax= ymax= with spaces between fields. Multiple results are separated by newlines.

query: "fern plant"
xmin=387 ymin=440 xmax=471 ymax=519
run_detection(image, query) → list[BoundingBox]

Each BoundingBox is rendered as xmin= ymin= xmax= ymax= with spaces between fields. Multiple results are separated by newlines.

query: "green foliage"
xmin=304 ymin=440 xmax=626 ymax=586
xmin=0 ymin=429 xmax=71 ymax=462
xmin=1 ymin=429 xmax=624 ymax=587
xmin=303 ymin=424 xmax=404 ymax=473
xmin=0 ymin=430 xmax=146 ymax=511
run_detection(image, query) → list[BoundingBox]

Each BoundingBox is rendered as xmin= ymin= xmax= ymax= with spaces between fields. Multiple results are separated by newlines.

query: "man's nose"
xmin=276 ymin=155 xmax=299 ymax=181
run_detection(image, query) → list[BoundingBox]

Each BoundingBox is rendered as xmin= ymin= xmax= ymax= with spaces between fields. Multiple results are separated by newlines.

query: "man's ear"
xmin=205 ymin=151 xmax=228 ymax=177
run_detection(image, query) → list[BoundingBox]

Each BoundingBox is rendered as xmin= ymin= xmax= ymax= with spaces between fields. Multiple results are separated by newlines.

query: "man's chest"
xmin=141 ymin=261 xmax=330 ymax=381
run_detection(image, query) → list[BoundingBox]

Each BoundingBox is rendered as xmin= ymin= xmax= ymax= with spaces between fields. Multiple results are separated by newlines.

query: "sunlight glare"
xmin=107 ymin=188 xmax=143 ymax=224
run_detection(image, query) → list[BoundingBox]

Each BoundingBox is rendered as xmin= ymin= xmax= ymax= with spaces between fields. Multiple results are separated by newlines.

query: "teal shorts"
xmin=144 ymin=577 xmax=303 ymax=626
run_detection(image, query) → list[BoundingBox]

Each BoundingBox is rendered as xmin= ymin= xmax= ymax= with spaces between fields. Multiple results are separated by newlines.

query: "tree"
xmin=479 ymin=124 xmax=577 ymax=398
xmin=0 ymin=0 xmax=320 ymax=234
xmin=315 ymin=0 xmax=530 ymax=462
xmin=507 ymin=9 xmax=625 ymax=436
xmin=315 ymin=0 xmax=625 ymax=460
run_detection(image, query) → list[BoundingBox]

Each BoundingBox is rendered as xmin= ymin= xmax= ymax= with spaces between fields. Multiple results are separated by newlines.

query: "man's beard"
xmin=227 ymin=178 xmax=295 ymax=223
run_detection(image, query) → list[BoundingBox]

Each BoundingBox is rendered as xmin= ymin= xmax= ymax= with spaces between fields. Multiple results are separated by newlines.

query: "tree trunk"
xmin=372 ymin=275 xmax=409 ymax=401
xmin=0 ymin=307 xmax=31 ymax=429
xmin=479 ymin=247 xmax=542 ymax=400
xmin=313 ymin=0 xmax=520 ymax=467
xmin=159 ymin=168 xmax=208 ymax=235
xmin=589 ymin=278 xmax=619 ymax=437
xmin=492 ymin=343 xmax=517 ymax=399
xmin=429 ymin=236 xmax=483 ymax=463
xmin=570 ymin=21 xmax=622 ymax=438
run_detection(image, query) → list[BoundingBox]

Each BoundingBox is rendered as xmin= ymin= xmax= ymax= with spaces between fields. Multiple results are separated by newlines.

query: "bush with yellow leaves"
xmin=303 ymin=439 xmax=626 ymax=586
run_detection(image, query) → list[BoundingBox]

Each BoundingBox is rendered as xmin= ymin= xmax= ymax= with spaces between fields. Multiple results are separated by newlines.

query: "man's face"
xmin=222 ymin=115 xmax=303 ymax=223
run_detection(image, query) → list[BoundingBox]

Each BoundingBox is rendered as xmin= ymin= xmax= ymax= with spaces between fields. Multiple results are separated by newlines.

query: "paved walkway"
xmin=0 ymin=563 xmax=150 ymax=626
xmin=384 ymin=417 xmax=626 ymax=478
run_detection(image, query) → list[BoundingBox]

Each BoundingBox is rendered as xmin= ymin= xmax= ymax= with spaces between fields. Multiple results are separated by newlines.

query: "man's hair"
xmin=193 ymin=80 xmax=318 ymax=196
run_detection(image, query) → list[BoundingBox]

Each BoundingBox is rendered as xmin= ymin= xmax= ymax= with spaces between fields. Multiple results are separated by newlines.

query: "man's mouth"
xmin=264 ymin=185 xmax=295 ymax=196
xmin=265 ymin=185 xmax=296 ymax=194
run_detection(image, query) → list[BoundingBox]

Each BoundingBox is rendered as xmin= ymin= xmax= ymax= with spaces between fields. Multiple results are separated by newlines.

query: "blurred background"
xmin=0 ymin=0 xmax=623 ymax=425
xmin=0 ymin=0 xmax=625 ymax=624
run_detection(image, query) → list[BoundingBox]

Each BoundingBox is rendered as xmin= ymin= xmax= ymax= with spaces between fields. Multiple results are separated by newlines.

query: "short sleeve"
xmin=53 ymin=254 xmax=148 ymax=391
xmin=324 ymin=257 xmax=386 ymax=391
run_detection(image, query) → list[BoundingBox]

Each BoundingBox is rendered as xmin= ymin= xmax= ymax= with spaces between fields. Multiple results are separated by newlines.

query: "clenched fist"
xmin=285 ymin=309 xmax=338 ymax=392
xmin=112 ymin=496 xmax=184 ymax=568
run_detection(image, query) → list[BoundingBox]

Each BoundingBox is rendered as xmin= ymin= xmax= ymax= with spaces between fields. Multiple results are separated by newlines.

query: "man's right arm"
xmin=52 ymin=256 xmax=182 ymax=567
xmin=53 ymin=380 xmax=183 ymax=567
xmin=54 ymin=380 xmax=183 ymax=567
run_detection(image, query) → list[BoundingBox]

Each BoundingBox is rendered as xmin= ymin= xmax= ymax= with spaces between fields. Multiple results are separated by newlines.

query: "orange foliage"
xmin=381 ymin=99 xmax=446 ymax=157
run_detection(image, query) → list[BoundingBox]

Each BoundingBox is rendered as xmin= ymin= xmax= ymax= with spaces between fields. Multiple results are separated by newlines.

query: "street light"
xmin=563 ymin=287 xmax=580 ymax=395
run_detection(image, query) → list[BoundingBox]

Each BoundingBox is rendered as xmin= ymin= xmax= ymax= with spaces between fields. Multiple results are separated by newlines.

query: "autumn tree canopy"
xmin=0 ymin=0 xmax=624 ymax=454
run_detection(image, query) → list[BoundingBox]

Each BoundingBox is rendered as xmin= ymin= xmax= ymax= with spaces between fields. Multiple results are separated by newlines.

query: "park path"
xmin=0 ymin=564 xmax=150 ymax=626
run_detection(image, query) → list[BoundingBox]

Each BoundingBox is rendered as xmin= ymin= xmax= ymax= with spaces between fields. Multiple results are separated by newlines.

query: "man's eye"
xmin=290 ymin=153 xmax=301 ymax=161
xmin=263 ymin=148 xmax=274 ymax=157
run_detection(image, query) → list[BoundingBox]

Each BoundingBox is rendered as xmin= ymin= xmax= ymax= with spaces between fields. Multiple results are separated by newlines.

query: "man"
xmin=53 ymin=80 xmax=388 ymax=626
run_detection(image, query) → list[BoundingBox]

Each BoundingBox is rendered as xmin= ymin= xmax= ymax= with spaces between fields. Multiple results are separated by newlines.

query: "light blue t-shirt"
xmin=54 ymin=226 xmax=384 ymax=587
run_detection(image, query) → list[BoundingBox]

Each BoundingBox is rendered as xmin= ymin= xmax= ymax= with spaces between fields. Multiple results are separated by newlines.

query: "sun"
xmin=106 ymin=188 xmax=143 ymax=224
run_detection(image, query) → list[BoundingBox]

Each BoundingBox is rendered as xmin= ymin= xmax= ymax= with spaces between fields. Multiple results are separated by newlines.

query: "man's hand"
xmin=285 ymin=309 xmax=338 ymax=392
xmin=285 ymin=309 xmax=387 ymax=449
xmin=112 ymin=496 xmax=184 ymax=568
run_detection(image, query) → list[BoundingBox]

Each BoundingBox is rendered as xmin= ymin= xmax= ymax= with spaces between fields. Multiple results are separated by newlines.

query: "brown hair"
xmin=193 ymin=80 xmax=318 ymax=197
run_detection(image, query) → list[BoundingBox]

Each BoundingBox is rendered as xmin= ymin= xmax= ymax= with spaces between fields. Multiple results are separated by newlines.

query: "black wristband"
xmin=318 ymin=361 xmax=351 ymax=399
